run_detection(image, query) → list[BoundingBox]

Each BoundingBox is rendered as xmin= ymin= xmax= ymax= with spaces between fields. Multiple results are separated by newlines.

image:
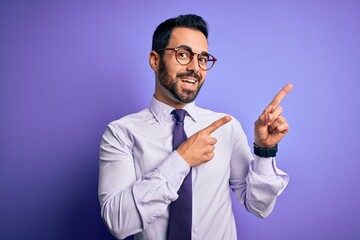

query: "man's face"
xmin=154 ymin=27 xmax=208 ymax=107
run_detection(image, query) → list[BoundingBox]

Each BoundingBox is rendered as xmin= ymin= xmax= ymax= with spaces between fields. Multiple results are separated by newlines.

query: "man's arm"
xmin=229 ymin=119 xmax=289 ymax=218
xmin=231 ymin=84 xmax=293 ymax=218
xmin=98 ymin=123 xmax=189 ymax=239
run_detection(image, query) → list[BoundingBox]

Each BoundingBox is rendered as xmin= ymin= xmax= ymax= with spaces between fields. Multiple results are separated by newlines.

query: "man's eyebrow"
xmin=176 ymin=45 xmax=192 ymax=50
xmin=176 ymin=45 xmax=209 ymax=54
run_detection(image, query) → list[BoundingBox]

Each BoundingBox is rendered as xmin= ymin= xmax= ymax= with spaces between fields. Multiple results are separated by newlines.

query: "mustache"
xmin=176 ymin=72 xmax=201 ymax=81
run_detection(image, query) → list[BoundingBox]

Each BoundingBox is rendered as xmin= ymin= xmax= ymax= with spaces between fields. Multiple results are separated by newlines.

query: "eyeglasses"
xmin=159 ymin=47 xmax=217 ymax=71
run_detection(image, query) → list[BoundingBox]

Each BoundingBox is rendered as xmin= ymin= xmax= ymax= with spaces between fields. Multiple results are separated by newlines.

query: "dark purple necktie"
xmin=167 ymin=109 xmax=192 ymax=240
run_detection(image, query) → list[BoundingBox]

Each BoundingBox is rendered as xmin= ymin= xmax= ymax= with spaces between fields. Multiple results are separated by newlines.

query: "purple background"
xmin=1 ymin=0 xmax=359 ymax=239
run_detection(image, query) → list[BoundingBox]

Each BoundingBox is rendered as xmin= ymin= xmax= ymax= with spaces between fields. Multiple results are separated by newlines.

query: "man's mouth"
xmin=181 ymin=78 xmax=197 ymax=84
xmin=177 ymin=72 xmax=201 ymax=87
xmin=177 ymin=72 xmax=201 ymax=81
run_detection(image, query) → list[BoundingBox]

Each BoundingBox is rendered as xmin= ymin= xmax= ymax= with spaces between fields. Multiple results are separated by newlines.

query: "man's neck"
xmin=153 ymin=94 xmax=188 ymax=109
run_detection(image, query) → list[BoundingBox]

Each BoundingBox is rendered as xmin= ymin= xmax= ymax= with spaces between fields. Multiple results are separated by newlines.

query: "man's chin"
xmin=176 ymin=93 xmax=197 ymax=104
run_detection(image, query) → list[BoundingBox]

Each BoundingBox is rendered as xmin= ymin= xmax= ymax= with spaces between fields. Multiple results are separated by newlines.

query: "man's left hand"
xmin=254 ymin=83 xmax=293 ymax=147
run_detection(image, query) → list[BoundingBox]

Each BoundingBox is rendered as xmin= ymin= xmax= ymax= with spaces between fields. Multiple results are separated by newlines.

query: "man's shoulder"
xmin=195 ymin=106 xmax=242 ymax=128
xmin=108 ymin=107 xmax=152 ymax=128
xmin=196 ymin=106 xmax=238 ymax=120
xmin=195 ymin=105 xmax=224 ymax=117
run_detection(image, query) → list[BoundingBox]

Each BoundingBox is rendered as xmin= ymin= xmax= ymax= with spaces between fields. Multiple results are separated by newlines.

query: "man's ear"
xmin=149 ymin=50 xmax=160 ymax=72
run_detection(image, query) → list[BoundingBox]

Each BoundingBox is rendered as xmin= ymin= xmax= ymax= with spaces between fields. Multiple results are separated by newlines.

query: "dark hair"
xmin=152 ymin=14 xmax=208 ymax=54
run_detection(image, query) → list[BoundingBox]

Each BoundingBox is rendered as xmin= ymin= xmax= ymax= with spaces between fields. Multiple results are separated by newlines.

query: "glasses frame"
xmin=159 ymin=47 xmax=217 ymax=71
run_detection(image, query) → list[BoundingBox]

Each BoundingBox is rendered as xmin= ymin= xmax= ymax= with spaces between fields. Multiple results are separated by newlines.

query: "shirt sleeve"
xmin=98 ymin=123 xmax=190 ymax=239
xmin=229 ymin=119 xmax=289 ymax=218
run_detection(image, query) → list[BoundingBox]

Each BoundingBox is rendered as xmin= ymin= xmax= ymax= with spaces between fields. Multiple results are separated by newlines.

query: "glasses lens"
xmin=175 ymin=48 xmax=192 ymax=65
xmin=198 ymin=53 xmax=210 ymax=70
xmin=199 ymin=53 xmax=215 ymax=70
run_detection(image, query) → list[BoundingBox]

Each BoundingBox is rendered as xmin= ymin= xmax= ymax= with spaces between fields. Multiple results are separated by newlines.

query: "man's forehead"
xmin=168 ymin=27 xmax=208 ymax=51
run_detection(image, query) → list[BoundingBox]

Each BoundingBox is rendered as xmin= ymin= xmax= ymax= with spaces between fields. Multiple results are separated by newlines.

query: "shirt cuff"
xmin=252 ymin=155 xmax=289 ymax=186
xmin=253 ymin=155 xmax=276 ymax=177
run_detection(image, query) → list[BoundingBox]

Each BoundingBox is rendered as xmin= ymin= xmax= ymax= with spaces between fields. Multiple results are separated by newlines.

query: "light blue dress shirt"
xmin=99 ymin=97 xmax=289 ymax=240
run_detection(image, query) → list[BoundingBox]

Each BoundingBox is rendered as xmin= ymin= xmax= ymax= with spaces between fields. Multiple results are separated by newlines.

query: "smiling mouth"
xmin=181 ymin=78 xmax=197 ymax=84
xmin=177 ymin=72 xmax=201 ymax=85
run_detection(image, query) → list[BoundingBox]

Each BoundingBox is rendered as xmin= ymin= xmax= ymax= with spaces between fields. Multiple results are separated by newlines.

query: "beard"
xmin=158 ymin=59 xmax=203 ymax=104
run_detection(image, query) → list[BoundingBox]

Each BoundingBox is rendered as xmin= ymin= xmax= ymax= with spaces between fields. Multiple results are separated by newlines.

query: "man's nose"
xmin=186 ymin=55 xmax=200 ymax=73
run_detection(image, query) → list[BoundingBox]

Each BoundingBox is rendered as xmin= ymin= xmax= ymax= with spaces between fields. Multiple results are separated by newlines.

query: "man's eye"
xmin=199 ymin=56 xmax=209 ymax=63
xmin=178 ymin=52 xmax=189 ymax=58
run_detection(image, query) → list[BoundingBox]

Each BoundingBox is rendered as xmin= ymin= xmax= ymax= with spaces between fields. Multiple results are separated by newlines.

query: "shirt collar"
xmin=149 ymin=97 xmax=198 ymax=125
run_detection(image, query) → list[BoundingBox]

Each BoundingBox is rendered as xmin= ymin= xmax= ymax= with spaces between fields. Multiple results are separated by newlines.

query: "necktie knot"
xmin=172 ymin=109 xmax=187 ymax=123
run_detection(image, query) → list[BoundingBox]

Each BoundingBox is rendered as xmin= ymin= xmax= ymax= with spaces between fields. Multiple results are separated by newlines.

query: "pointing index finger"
xmin=202 ymin=115 xmax=232 ymax=134
xmin=266 ymin=83 xmax=293 ymax=112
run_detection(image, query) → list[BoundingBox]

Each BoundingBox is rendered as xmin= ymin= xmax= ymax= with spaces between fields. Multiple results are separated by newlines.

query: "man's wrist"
xmin=253 ymin=143 xmax=278 ymax=157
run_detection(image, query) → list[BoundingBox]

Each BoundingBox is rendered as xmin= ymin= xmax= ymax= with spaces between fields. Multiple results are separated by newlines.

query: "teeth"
xmin=182 ymin=79 xmax=196 ymax=84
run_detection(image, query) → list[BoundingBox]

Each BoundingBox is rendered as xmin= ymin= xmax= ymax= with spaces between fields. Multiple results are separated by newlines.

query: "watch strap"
xmin=253 ymin=143 xmax=278 ymax=157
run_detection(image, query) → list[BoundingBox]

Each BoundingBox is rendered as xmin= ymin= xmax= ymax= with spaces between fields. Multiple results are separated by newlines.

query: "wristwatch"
xmin=253 ymin=143 xmax=278 ymax=157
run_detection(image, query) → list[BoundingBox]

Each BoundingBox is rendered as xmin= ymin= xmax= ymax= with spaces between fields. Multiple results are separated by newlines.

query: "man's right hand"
xmin=177 ymin=115 xmax=232 ymax=167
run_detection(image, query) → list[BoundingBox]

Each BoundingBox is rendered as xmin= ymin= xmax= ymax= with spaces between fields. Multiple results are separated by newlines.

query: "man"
xmin=99 ymin=14 xmax=292 ymax=240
